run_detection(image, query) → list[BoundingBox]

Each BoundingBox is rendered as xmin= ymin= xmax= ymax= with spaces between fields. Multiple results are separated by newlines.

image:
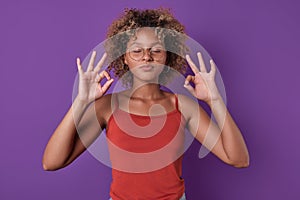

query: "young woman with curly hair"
xmin=42 ymin=8 xmax=249 ymax=200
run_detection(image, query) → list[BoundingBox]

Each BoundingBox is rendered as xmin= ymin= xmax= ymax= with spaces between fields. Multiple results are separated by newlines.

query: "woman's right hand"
xmin=76 ymin=51 xmax=114 ymax=104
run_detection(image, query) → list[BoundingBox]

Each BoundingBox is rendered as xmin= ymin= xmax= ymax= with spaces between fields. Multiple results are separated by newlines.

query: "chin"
xmin=131 ymin=69 xmax=163 ymax=83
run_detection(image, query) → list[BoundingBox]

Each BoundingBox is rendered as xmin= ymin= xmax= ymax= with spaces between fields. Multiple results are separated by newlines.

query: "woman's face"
xmin=124 ymin=27 xmax=167 ymax=83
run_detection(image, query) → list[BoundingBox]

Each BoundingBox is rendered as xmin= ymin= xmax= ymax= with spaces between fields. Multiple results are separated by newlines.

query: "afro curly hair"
xmin=104 ymin=8 xmax=189 ymax=87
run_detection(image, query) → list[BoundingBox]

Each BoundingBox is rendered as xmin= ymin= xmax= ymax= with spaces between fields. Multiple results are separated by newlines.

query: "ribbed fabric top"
xmin=106 ymin=94 xmax=186 ymax=200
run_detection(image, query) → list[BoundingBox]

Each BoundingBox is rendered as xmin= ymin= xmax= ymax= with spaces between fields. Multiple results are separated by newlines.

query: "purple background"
xmin=1 ymin=0 xmax=299 ymax=199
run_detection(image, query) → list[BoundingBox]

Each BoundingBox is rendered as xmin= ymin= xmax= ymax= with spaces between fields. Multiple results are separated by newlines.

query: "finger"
xmin=95 ymin=73 xmax=102 ymax=83
xmin=95 ymin=70 xmax=110 ymax=83
xmin=210 ymin=59 xmax=216 ymax=75
xmin=100 ymin=70 xmax=111 ymax=80
xmin=76 ymin=58 xmax=83 ymax=75
xmin=184 ymin=75 xmax=195 ymax=85
xmin=87 ymin=51 xmax=97 ymax=72
xmin=183 ymin=82 xmax=196 ymax=96
xmin=100 ymin=79 xmax=114 ymax=93
xmin=94 ymin=53 xmax=107 ymax=73
xmin=197 ymin=52 xmax=207 ymax=73
xmin=186 ymin=55 xmax=200 ymax=75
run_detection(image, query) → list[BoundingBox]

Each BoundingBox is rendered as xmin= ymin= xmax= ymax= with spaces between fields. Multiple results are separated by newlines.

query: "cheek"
xmin=124 ymin=54 xmax=138 ymax=68
xmin=124 ymin=55 xmax=129 ymax=65
xmin=126 ymin=61 xmax=138 ymax=70
xmin=124 ymin=56 xmax=139 ymax=70
xmin=159 ymin=52 xmax=168 ymax=65
xmin=164 ymin=53 xmax=169 ymax=64
xmin=163 ymin=57 xmax=167 ymax=64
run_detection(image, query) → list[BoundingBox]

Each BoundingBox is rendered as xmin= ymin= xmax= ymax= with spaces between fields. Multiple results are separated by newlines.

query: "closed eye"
xmin=131 ymin=49 xmax=143 ymax=53
xmin=151 ymin=48 xmax=164 ymax=53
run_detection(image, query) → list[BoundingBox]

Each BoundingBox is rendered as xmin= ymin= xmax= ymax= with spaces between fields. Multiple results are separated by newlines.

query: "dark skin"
xmin=42 ymin=27 xmax=249 ymax=171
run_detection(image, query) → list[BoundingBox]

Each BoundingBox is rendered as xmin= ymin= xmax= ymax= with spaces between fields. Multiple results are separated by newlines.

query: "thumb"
xmin=101 ymin=79 xmax=114 ymax=92
xmin=184 ymin=75 xmax=196 ymax=96
xmin=183 ymin=83 xmax=196 ymax=96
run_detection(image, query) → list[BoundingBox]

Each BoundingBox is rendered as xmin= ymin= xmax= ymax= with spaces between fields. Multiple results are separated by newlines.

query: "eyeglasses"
xmin=127 ymin=46 xmax=166 ymax=61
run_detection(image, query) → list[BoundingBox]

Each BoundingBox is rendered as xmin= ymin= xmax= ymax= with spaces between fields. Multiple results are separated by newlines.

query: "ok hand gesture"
xmin=76 ymin=51 xmax=114 ymax=104
xmin=184 ymin=52 xmax=220 ymax=103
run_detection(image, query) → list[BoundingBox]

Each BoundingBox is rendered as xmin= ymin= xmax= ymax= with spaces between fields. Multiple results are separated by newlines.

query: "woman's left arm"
xmin=183 ymin=52 xmax=250 ymax=168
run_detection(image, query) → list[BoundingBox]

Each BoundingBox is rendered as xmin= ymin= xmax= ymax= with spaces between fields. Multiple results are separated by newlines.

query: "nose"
xmin=142 ymin=49 xmax=153 ymax=61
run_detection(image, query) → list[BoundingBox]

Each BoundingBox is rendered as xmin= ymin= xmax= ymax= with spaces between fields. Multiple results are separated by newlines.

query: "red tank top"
xmin=106 ymin=93 xmax=186 ymax=200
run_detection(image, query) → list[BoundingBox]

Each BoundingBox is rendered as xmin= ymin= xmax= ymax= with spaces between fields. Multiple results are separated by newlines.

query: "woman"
xmin=42 ymin=8 xmax=249 ymax=200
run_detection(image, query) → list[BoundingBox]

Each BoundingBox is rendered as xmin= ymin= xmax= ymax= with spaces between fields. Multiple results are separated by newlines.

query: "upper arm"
xmin=178 ymin=94 xmax=232 ymax=165
xmin=64 ymin=95 xmax=112 ymax=167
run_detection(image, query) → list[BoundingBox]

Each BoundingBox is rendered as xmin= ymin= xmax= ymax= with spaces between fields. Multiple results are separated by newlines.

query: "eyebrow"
xmin=128 ymin=41 xmax=163 ymax=47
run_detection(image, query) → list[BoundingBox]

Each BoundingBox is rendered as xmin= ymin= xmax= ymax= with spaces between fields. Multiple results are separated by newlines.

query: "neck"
xmin=130 ymin=81 xmax=163 ymax=100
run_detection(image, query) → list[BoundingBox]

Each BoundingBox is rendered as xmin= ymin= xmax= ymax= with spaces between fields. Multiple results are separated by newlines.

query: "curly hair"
xmin=105 ymin=8 xmax=189 ymax=87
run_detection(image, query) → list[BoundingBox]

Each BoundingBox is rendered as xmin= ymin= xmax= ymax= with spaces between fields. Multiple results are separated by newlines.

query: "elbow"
xmin=42 ymin=152 xmax=72 ymax=171
xmin=42 ymin=162 xmax=58 ymax=171
xmin=42 ymin=156 xmax=54 ymax=171
xmin=42 ymin=159 xmax=64 ymax=171
xmin=232 ymin=160 xmax=250 ymax=168
xmin=42 ymin=163 xmax=51 ymax=171
xmin=227 ymin=156 xmax=250 ymax=168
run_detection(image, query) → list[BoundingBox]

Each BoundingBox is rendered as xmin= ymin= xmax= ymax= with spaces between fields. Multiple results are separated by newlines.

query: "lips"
xmin=139 ymin=65 xmax=154 ymax=71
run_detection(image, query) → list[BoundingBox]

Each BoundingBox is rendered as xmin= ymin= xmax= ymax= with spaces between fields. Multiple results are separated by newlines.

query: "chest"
xmin=106 ymin=109 xmax=186 ymax=153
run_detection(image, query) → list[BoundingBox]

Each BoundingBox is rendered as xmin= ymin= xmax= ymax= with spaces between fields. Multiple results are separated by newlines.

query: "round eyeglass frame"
xmin=127 ymin=47 xmax=167 ymax=61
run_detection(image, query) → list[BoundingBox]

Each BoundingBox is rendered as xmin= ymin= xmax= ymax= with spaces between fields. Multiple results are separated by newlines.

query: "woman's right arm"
xmin=42 ymin=51 xmax=113 ymax=171
xmin=42 ymin=98 xmax=89 ymax=171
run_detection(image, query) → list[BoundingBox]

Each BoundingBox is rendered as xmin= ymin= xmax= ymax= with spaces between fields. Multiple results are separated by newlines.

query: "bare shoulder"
xmin=176 ymin=93 xmax=201 ymax=122
xmin=95 ymin=93 xmax=113 ymax=108
xmin=94 ymin=94 xmax=114 ymax=125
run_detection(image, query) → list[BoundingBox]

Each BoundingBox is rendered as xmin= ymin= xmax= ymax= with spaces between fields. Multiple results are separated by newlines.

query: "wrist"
xmin=73 ymin=96 xmax=90 ymax=109
xmin=205 ymin=95 xmax=223 ymax=107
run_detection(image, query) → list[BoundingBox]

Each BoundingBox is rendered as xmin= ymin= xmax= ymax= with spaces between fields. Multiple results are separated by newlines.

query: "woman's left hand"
xmin=184 ymin=52 xmax=221 ymax=103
